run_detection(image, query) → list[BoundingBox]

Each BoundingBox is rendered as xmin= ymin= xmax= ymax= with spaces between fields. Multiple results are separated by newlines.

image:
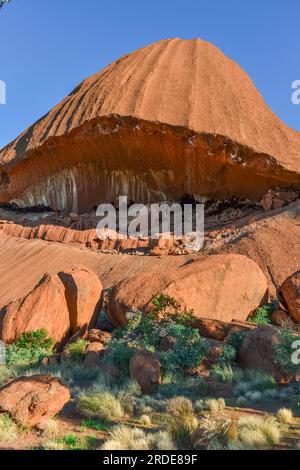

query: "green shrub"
xmin=80 ymin=418 xmax=112 ymax=432
xmin=67 ymin=339 xmax=89 ymax=362
xmin=217 ymin=344 xmax=236 ymax=365
xmin=44 ymin=433 xmax=97 ymax=450
xmin=103 ymin=295 xmax=207 ymax=377
xmin=250 ymin=305 xmax=274 ymax=325
xmin=228 ymin=331 xmax=248 ymax=351
xmin=6 ymin=329 xmax=54 ymax=367
xmin=211 ymin=364 xmax=243 ymax=384
xmin=103 ymin=339 xmax=135 ymax=375
xmin=159 ymin=324 xmax=208 ymax=375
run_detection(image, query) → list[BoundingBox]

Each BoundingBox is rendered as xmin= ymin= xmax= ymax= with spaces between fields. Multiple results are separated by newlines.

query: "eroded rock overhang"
xmin=1 ymin=115 xmax=300 ymax=214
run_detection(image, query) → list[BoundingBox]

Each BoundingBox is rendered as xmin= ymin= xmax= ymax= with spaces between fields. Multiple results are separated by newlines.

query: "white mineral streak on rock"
xmin=10 ymin=166 xmax=174 ymax=211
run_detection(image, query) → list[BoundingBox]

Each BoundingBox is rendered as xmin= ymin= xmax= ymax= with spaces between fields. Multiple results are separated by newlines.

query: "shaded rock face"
xmin=281 ymin=271 xmax=300 ymax=323
xmin=0 ymin=265 xmax=102 ymax=345
xmin=238 ymin=325 xmax=296 ymax=384
xmin=0 ymin=38 xmax=299 ymax=213
xmin=130 ymin=349 xmax=161 ymax=394
xmin=271 ymin=310 xmax=297 ymax=330
xmin=83 ymin=342 xmax=105 ymax=368
xmin=0 ymin=273 xmax=70 ymax=345
xmin=191 ymin=318 xmax=256 ymax=342
xmin=108 ymin=254 xmax=268 ymax=326
xmin=0 ymin=375 xmax=70 ymax=427
xmin=58 ymin=265 xmax=103 ymax=334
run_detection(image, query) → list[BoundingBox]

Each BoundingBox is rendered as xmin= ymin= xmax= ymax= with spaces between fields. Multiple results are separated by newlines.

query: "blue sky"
xmin=0 ymin=0 xmax=299 ymax=149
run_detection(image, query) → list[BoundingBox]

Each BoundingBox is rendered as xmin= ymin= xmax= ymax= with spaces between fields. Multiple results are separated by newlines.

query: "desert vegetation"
xmin=0 ymin=294 xmax=299 ymax=451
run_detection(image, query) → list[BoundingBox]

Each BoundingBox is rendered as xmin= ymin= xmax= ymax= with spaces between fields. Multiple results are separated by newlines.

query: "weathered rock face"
xmin=0 ymin=273 xmax=70 ymax=345
xmin=129 ymin=349 xmax=161 ymax=394
xmin=58 ymin=265 xmax=103 ymax=334
xmin=108 ymin=254 xmax=268 ymax=326
xmin=238 ymin=325 xmax=297 ymax=384
xmin=1 ymin=38 xmax=300 ymax=213
xmin=191 ymin=318 xmax=256 ymax=342
xmin=0 ymin=375 xmax=70 ymax=427
xmin=87 ymin=328 xmax=112 ymax=344
xmin=0 ymin=265 xmax=102 ymax=345
xmin=281 ymin=271 xmax=300 ymax=323
xmin=271 ymin=310 xmax=297 ymax=330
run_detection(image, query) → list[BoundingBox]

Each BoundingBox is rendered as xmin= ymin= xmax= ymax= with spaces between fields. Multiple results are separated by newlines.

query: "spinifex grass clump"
xmin=103 ymin=294 xmax=208 ymax=378
xmin=200 ymin=415 xmax=281 ymax=450
xmin=165 ymin=397 xmax=198 ymax=449
xmin=0 ymin=413 xmax=19 ymax=443
xmin=6 ymin=329 xmax=54 ymax=367
xmin=67 ymin=339 xmax=89 ymax=362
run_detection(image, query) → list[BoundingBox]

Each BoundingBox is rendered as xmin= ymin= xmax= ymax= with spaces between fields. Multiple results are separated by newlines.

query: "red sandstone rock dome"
xmin=0 ymin=37 xmax=300 ymax=213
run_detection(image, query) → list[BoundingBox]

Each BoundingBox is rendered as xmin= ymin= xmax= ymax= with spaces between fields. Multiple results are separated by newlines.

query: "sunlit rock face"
xmin=0 ymin=38 xmax=300 ymax=213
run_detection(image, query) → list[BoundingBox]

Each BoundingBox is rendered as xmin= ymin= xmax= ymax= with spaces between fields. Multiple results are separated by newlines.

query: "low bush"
xmin=6 ymin=329 xmax=54 ymax=367
xmin=249 ymin=304 xmax=274 ymax=325
xmin=103 ymin=296 xmax=208 ymax=378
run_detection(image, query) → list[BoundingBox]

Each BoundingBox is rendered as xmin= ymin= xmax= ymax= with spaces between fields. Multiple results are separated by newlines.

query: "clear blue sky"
xmin=0 ymin=0 xmax=299 ymax=149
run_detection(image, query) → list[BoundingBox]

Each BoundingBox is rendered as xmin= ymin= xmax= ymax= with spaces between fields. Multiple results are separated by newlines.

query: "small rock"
xmin=191 ymin=318 xmax=256 ymax=341
xmin=84 ymin=342 xmax=105 ymax=367
xmin=281 ymin=271 xmax=300 ymax=323
xmin=47 ymin=353 xmax=61 ymax=366
xmin=261 ymin=190 xmax=298 ymax=212
xmin=130 ymin=349 xmax=161 ymax=394
xmin=271 ymin=310 xmax=297 ymax=329
xmin=87 ymin=329 xmax=112 ymax=344
xmin=238 ymin=325 xmax=298 ymax=384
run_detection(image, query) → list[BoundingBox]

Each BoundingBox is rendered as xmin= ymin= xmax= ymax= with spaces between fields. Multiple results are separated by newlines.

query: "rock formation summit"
xmin=1 ymin=38 xmax=300 ymax=213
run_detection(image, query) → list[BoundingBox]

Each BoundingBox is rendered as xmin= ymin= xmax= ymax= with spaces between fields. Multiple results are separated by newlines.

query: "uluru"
xmin=1 ymin=2 xmax=300 ymax=452
xmin=0 ymin=38 xmax=300 ymax=213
